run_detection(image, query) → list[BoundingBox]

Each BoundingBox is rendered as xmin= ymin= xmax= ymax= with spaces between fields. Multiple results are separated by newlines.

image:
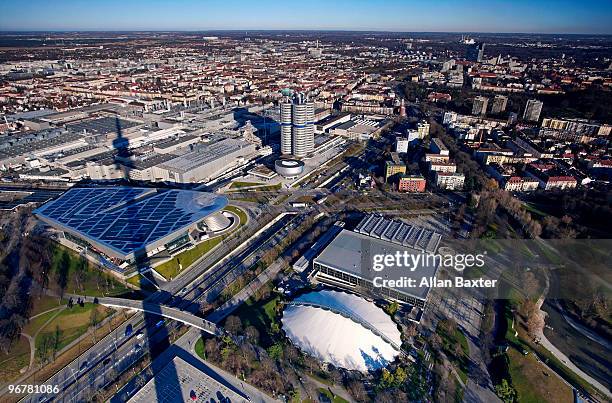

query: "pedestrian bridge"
xmin=98 ymin=297 xmax=222 ymax=336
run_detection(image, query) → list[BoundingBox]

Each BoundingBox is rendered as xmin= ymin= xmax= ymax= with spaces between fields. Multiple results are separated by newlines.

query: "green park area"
xmin=49 ymin=244 xmax=130 ymax=297
xmin=507 ymin=347 xmax=573 ymax=403
xmin=230 ymin=181 xmax=264 ymax=189
xmin=155 ymin=236 xmax=223 ymax=280
xmin=436 ymin=320 xmax=470 ymax=383
xmin=34 ymin=303 xmax=113 ymax=363
xmin=231 ymin=292 xmax=280 ymax=347
xmin=0 ymin=335 xmax=30 ymax=383
xmin=228 ymin=182 xmax=282 ymax=192
xmin=1 ymin=300 xmax=113 ymax=383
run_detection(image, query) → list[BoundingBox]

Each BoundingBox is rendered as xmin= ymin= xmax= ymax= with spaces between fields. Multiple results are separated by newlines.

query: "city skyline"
xmin=1 ymin=0 xmax=612 ymax=34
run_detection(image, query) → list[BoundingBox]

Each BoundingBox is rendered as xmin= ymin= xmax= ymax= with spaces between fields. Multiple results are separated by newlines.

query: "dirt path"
xmin=19 ymin=333 xmax=35 ymax=370
xmin=22 ymin=307 xmax=66 ymax=370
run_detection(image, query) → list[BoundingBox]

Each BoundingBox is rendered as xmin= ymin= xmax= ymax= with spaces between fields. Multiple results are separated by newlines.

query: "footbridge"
xmin=98 ymin=297 xmax=222 ymax=336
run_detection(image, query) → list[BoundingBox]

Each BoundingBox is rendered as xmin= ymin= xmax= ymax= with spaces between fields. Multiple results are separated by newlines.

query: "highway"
xmin=18 ymin=134 xmax=427 ymax=402
xmin=19 ymin=210 xmax=302 ymax=403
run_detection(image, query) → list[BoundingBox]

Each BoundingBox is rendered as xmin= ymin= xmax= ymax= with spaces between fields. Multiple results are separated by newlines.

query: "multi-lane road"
xmin=19 ymin=210 xmax=302 ymax=403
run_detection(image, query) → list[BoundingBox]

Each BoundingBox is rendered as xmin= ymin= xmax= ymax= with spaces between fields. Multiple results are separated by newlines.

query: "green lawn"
xmin=437 ymin=323 xmax=470 ymax=383
xmin=49 ymin=244 xmax=130 ymax=297
xmin=228 ymin=183 xmax=281 ymax=192
xmin=155 ymin=236 xmax=223 ymax=280
xmin=224 ymin=205 xmax=247 ymax=226
xmin=523 ymin=202 xmax=550 ymax=217
xmin=29 ymin=296 xmax=65 ymax=317
xmin=35 ymin=303 xmax=112 ymax=355
xmin=508 ymin=347 xmax=572 ymax=403
xmin=230 ymin=181 xmax=264 ymax=189
xmin=23 ymin=309 xmax=62 ymax=336
xmin=194 ymin=337 xmax=206 ymax=360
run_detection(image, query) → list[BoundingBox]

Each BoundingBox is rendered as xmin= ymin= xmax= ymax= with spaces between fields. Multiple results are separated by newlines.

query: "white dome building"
xmin=281 ymin=289 xmax=402 ymax=372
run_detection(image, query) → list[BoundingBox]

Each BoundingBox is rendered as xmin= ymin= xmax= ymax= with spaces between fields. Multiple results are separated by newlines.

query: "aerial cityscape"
xmin=0 ymin=1 xmax=611 ymax=403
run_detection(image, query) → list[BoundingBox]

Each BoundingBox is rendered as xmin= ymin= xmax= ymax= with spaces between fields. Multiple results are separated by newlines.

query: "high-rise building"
xmin=466 ymin=42 xmax=485 ymax=62
xmin=523 ymin=99 xmax=543 ymax=122
xmin=280 ymin=92 xmax=315 ymax=157
xmin=472 ymin=96 xmax=489 ymax=116
xmin=490 ymin=95 xmax=508 ymax=114
xmin=417 ymin=121 xmax=430 ymax=138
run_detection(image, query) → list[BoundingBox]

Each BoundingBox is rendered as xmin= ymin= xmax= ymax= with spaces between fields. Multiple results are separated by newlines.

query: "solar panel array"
xmin=355 ymin=214 xmax=442 ymax=254
xmin=35 ymin=187 xmax=225 ymax=257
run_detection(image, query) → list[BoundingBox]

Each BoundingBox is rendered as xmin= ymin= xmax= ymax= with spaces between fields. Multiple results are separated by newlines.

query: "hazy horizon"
xmin=1 ymin=0 xmax=611 ymax=35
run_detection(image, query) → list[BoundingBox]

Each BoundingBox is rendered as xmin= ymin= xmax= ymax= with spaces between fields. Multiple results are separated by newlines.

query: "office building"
xmin=395 ymin=137 xmax=409 ymax=153
xmin=430 ymin=138 xmax=450 ymax=155
xmin=472 ymin=96 xmax=489 ymax=116
xmin=398 ymin=175 xmax=427 ymax=192
xmin=523 ymin=99 xmax=543 ymax=122
xmin=280 ymin=92 xmax=315 ymax=157
xmin=385 ymin=153 xmax=406 ymax=181
xmin=417 ymin=121 xmax=430 ymax=138
xmin=490 ymin=95 xmax=508 ymax=114
xmin=435 ymin=172 xmax=465 ymax=190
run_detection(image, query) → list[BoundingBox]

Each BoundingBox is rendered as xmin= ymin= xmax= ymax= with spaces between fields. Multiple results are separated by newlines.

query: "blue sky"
xmin=1 ymin=0 xmax=611 ymax=34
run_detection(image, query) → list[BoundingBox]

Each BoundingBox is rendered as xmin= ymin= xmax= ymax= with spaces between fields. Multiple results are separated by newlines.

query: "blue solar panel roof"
xmin=34 ymin=187 xmax=228 ymax=258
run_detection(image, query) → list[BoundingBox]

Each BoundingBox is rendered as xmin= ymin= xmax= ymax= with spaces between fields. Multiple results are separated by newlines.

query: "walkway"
xmin=534 ymin=298 xmax=611 ymax=399
xmin=97 ymin=297 xmax=222 ymax=336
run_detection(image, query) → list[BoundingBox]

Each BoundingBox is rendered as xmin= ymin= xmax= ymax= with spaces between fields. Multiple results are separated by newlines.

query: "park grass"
xmin=515 ymin=323 xmax=602 ymax=400
xmin=0 ymin=334 xmax=30 ymax=383
xmin=224 ymin=205 xmax=247 ymax=226
xmin=23 ymin=309 xmax=62 ymax=336
xmin=227 ymin=183 xmax=282 ymax=192
xmin=29 ymin=295 xmax=65 ymax=317
xmin=49 ymin=244 xmax=130 ymax=297
xmin=523 ymin=202 xmax=550 ymax=218
xmin=194 ymin=337 xmax=206 ymax=360
xmin=317 ymin=387 xmax=349 ymax=403
xmin=126 ymin=274 xmax=143 ymax=288
xmin=507 ymin=347 xmax=573 ymax=403
xmin=436 ymin=323 xmax=470 ymax=383
xmin=155 ymin=236 xmax=223 ymax=280
xmin=230 ymin=181 xmax=264 ymax=189
xmin=35 ymin=303 xmax=112 ymax=353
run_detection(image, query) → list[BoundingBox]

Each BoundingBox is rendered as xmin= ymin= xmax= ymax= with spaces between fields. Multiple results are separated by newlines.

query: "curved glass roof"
xmin=34 ymin=187 xmax=227 ymax=258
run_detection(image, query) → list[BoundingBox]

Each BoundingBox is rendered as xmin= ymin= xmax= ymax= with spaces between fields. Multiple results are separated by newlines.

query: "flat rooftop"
xmin=314 ymin=228 xmax=439 ymax=300
xmin=128 ymin=356 xmax=248 ymax=403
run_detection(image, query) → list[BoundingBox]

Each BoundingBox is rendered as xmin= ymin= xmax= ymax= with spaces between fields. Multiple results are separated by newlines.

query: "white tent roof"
xmin=281 ymin=290 xmax=401 ymax=372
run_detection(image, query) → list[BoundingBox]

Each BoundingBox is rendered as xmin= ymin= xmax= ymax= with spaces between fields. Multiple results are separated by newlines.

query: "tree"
xmin=347 ymin=379 xmax=368 ymax=402
xmin=495 ymin=378 xmax=517 ymax=403
xmin=244 ymin=325 xmax=259 ymax=344
xmin=267 ymin=342 xmax=283 ymax=361
xmin=225 ymin=315 xmax=242 ymax=335
xmin=385 ymin=301 xmax=399 ymax=316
